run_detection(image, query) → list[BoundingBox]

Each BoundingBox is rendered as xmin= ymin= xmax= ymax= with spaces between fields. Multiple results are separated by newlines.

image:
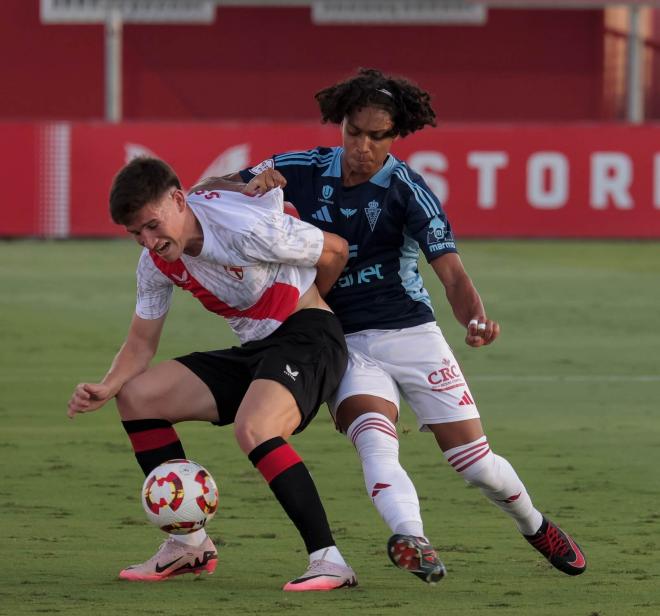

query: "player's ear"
xmin=173 ymin=189 xmax=186 ymax=212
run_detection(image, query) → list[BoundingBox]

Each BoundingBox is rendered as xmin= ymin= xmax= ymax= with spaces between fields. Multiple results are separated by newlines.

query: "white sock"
xmin=170 ymin=528 xmax=208 ymax=547
xmin=309 ymin=546 xmax=347 ymax=567
xmin=347 ymin=413 xmax=424 ymax=538
xmin=444 ymin=436 xmax=543 ymax=535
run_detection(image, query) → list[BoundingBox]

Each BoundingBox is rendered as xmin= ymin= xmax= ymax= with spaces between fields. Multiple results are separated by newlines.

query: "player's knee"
xmin=457 ymin=452 xmax=504 ymax=492
xmin=115 ymin=379 xmax=159 ymax=420
xmin=235 ymin=403 xmax=300 ymax=454
xmin=115 ymin=381 xmax=140 ymax=419
xmin=233 ymin=416 xmax=267 ymax=454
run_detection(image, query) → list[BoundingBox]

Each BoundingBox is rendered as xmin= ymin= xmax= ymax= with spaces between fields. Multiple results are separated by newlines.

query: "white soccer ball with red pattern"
xmin=141 ymin=459 xmax=219 ymax=534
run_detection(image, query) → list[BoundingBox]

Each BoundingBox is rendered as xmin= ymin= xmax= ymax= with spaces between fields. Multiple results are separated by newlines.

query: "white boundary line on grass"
xmin=2 ymin=374 xmax=659 ymax=383
xmin=471 ymin=375 xmax=660 ymax=382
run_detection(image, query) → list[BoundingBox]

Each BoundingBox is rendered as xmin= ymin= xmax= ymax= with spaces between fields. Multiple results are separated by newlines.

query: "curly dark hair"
xmin=314 ymin=68 xmax=436 ymax=138
xmin=109 ymin=157 xmax=181 ymax=226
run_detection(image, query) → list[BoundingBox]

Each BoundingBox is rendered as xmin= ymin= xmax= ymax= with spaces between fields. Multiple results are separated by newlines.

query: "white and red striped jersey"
xmin=135 ymin=188 xmax=324 ymax=343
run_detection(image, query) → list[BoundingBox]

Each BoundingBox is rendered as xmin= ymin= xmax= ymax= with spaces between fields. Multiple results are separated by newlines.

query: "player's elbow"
xmin=322 ymin=232 xmax=349 ymax=268
xmin=336 ymin=237 xmax=349 ymax=267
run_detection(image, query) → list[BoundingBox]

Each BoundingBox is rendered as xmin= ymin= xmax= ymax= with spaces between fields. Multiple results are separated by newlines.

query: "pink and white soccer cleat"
xmin=119 ymin=536 xmax=217 ymax=581
xmin=283 ymin=558 xmax=358 ymax=591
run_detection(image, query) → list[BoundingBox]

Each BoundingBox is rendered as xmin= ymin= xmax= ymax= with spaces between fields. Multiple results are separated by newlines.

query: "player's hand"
xmin=67 ymin=382 xmax=113 ymax=419
xmin=465 ymin=317 xmax=500 ymax=348
xmin=242 ymin=169 xmax=287 ymax=196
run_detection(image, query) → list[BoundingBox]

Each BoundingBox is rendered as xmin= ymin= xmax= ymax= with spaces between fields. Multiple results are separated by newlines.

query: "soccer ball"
xmin=141 ymin=459 xmax=219 ymax=534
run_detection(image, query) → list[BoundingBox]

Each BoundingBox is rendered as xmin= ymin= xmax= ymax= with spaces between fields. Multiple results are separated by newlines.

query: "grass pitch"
xmin=2 ymin=239 xmax=659 ymax=616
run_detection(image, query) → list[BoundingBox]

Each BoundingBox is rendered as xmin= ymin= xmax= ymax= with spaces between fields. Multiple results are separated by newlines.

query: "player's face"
xmin=125 ymin=189 xmax=187 ymax=262
xmin=341 ymin=106 xmax=396 ymax=183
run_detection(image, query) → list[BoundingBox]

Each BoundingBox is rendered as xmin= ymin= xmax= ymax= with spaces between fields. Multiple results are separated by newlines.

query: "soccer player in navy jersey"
xmin=67 ymin=157 xmax=358 ymax=591
xmin=201 ymin=68 xmax=587 ymax=582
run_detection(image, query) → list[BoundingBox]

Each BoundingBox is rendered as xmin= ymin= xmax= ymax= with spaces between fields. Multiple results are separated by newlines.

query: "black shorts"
xmin=175 ymin=308 xmax=348 ymax=434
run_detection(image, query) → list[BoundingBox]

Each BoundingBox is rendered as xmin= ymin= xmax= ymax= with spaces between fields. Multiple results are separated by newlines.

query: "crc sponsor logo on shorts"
xmin=427 ymin=359 xmax=465 ymax=392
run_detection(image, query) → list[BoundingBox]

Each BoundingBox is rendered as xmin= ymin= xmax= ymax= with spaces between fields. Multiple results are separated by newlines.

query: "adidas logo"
xmin=284 ymin=364 xmax=299 ymax=381
xmin=312 ymin=205 xmax=333 ymax=223
xmin=458 ymin=391 xmax=474 ymax=406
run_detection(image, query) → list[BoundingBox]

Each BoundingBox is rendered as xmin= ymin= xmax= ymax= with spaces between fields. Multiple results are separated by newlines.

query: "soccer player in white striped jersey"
xmin=203 ymin=68 xmax=587 ymax=582
xmin=66 ymin=156 xmax=358 ymax=591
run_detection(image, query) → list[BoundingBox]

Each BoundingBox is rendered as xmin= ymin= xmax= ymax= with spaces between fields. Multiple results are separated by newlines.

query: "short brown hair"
xmin=109 ymin=157 xmax=181 ymax=225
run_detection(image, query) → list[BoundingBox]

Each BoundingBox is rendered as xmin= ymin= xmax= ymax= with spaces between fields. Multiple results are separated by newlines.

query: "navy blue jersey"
xmin=240 ymin=146 xmax=458 ymax=334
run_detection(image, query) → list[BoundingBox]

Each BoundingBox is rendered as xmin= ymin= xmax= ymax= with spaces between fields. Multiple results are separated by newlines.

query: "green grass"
xmin=2 ymin=239 xmax=659 ymax=616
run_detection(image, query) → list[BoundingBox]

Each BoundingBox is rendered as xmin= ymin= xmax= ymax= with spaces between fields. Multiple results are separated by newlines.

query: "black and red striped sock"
xmin=122 ymin=419 xmax=186 ymax=476
xmin=248 ymin=437 xmax=335 ymax=554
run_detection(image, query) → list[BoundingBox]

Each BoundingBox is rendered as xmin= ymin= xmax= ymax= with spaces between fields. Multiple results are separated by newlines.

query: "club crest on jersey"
xmin=341 ymin=208 xmax=357 ymax=219
xmin=223 ymin=265 xmax=244 ymax=280
xmin=364 ymin=200 xmax=381 ymax=232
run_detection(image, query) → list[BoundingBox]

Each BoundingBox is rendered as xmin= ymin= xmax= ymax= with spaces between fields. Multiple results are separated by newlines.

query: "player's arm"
xmin=239 ymin=197 xmax=347 ymax=297
xmin=283 ymin=201 xmax=348 ymax=296
xmin=204 ymin=172 xmax=243 ymax=183
xmin=188 ymin=174 xmax=246 ymax=194
xmin=430 ymin=253 xmax=500 ymax=347
xmin=192 ymin=169 xmax=286 ymax=197
xmin=315 ymin=231 xmax=349 ymax=297
xmin=67 ymin=313 xmax=166 ymax=418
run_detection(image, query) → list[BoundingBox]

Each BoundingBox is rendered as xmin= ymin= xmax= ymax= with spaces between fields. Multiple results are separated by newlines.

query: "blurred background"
xmin=1 ymin=0 xmax=659 ymax=240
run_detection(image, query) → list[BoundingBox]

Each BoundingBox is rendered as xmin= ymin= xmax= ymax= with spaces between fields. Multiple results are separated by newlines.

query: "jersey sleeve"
xmin=397 ymin=166 xmax=458 ymax=262
xmin=238 ymin=157 xmax=275 ymax=183
xmin=135 ymin=249 xmax=174 ymax=319
xmin=238 ymin=151 xmax=306 ymax=205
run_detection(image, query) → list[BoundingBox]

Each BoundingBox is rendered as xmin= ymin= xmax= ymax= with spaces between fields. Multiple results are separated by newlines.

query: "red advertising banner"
xmin=2 ymin=121 xmax=659 ymax=238
xmin=0 ymin=124 xmax=40 ymax=236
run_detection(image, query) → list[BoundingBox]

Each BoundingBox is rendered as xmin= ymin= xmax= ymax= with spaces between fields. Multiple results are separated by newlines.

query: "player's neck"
xmin=183 ymin=208 xmax=204 ymax=257
xmin=341 ymin=158 xmax=384 ymax=188
xmin=341 ymin=166 xmax=372 ymax=188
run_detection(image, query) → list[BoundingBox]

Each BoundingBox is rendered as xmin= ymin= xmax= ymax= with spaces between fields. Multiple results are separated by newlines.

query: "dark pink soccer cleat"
xmin=525 ymin=517 xmax=587 ymax=576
